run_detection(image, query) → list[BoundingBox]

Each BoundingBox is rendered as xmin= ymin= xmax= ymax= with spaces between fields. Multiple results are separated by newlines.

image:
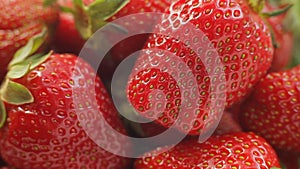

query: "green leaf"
xmin=25 ymin=51 xmax=52 ymax=71
xmin=72 ymin=0 xmax=129 ymax=39
xmin=43 ymin=0 xmax=57 ymax=7
xmin=0 ymin=100 xmax=6 ymax=128
xmin=7 ymin=52 xmax=52 ymax=79
xmin=73 ymin=2 xmax=92 ymax=39
xmin=262 ymin=4 xmax=293 ymax=18
xmin=6 ymin=63 xmax=31 ymax=79
xmin=247 ymin=0 xmax=265 ymax=13
xmin=0 ymin=80 xmax=34 ymax=105
xmin=9 ymin=27 xmax=47 ymax=67
xmin=88 ymin=0 xmax=130 ymax=20
xmin=60 ymin=6 xmax=75 ymax=14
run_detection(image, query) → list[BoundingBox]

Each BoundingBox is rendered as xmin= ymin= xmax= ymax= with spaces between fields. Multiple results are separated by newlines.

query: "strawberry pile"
xmin=0 ymin=0 xmax=299 ymax=169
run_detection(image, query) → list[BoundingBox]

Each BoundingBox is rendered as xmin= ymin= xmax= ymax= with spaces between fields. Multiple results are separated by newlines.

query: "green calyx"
xmin=9 ymin=27 xmax=47 ymax=67
xmin=43 ymin=0 xmax=57 ymax=7
xmin=247 ymin=0 xmax=265 ymax=13
xmin=0 ymin=80 xmax=34 ymax=106
xmin=0 ymin=101 xmax=6 ymax=128
xmin=0 ymin=27 xmax=52 ymax=128
xmin=72 ymin=0 xmax=129 ymax=39
xmin=262 ymin=4 xmax=293 ymax=17
xmin=248 ymin=0 xmax=293 ymax=50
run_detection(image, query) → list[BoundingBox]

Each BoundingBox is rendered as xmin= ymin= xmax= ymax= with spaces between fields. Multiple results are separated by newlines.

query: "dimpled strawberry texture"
xmin=127 ymin=0 xmax=274 ymax=135
xmin=0 ymin=54 xmax=131 ymax=169
xmin=240 ymin=65 xmax=300 ymax=153
xmin=134 ymin=132 xmax=280 ymax=169
xmin=0 ymin=0 xmax=58 ymax=82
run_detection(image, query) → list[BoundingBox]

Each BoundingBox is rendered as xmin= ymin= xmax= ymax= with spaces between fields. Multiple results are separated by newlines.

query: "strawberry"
xmin=213 ymin=111 xmax=242 ymax=135
xmin=0 ymin=167 xmax=15 ymax=169
xmin=277 ymin=150 xmax=300 ymax=169
xmin=53 ymin=0 xmax=171 ymax=55
xmin=239 ymin=65 xmax=300 ymax=153
xmin=0 ymin=38 xmax=131 ymax=169
xmin=52 ymin=0 xmax=89 ymax=54
xmin=262 ymin=2 xmax=293 ymax=72
xmin=134 ymin=132 xmax=280 ymax=169
xmin=127 ymin=0 xmax=274 ymax=135
xmin=107 ymin=0 xmax=172 ymax=64
xmin=0 ymin=0 xmax=59 ymax=83
xmin=53 ymin=13 xmax=86 ymax=54
xmin=52 ymin=0 xmax=172 ymax=84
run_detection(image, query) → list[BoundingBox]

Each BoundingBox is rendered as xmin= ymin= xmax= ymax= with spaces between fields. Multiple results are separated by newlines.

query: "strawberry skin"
xmin=53 ymin=13 xmax=85 ymax=54
xmin=263 ymin=3 xmax=293 ymax=72
xmin=134 ymin=132 xmax=280 ymax=169
xmin=277 ymin=150 xmax=300 ymax=169
xmin=108 ymin=0 xmax=172 ymax=64
xmin=0 ymin=0 xmax=59 ymax=83
xmin=240 ymin=65 xmax=300 ymax=152
xmin=213 ymin=111 xmax=242 ymax=135
xmin=53 ymin=0 xmax=89 ymax=54
xmin=127 ymin=0 xmax=274 ymax=135
xmin=0 ymin=54 xmax=131 ymax=169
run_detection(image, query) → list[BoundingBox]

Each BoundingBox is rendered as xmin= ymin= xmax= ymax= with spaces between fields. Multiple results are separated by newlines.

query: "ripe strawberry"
xmin=277 ymin=150 xmax=300 ymax=169
xmin=134 ymin=132 xmax=280 ymax=169
xmin=213 ymin=111 xmax=242 ymax=135
xmin=52 ymin=0 xmax=172 ymax=83
xmin=0 ymin=42 xmax=131 ymax=168
xmin=0 ymin=167 xmax=15 ymax=169
xmin=0 ymin=0 xmax=59 ymax=83
xmin=107 ymin=0 xmax=172 ymax=64
xmin=263 ymin=3 xmax=293 ymax=72
xmin=53 ymin=13 xmax=86 ymax=54
xmin=127 ymin=0 xmax=274 ymax=135
xmin=239 ymin=65 xmax=300 ymax=152
xmin=53 ymin=0 xmax=170 ymax=54
xmin=52 ymin=0 xmax=89 ymax=54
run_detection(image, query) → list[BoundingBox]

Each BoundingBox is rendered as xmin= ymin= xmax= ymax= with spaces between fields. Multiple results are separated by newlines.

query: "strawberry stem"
xmin=72 ymin=0 xmax=129 ymax=39
xmin=247 ymin=0 xmax=265 ymax=13
xmin=0 ymin=100 xmax=6 ymax=128
xmin=262 ymin=4 xmax=293 ymax=17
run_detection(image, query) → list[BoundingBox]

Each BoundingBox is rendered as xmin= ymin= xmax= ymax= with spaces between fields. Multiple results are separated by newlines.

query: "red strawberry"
xmin=0 ymin=42 xmax=131 ymax=168
xmin=213 ymin=111 xmax=242 ymax=135
xmin=107 ymin=0 xmax=172 ymax=64
xmin=134 ymin=132 xmax=280 ymax=169
xmin=127 ymin=0 xmax=274 ymax=135
xmin=52 ymin=0 xmax=90 ymax=54
xmin=263 ymin=3 xmax=293 ymax=72
xmin=52 ymin=0 xmax=172 ymax=83
xmin=53 ymin=13 xmax=86 ymax=54
xmin=239 ymin=65 xmax=300 ymax=152
xmin=277 ymin=150 xmax=300 ymax=169
xmin=0 ymin=167 xmax=15 ymax=169
xmin=54 ymin=0 xmax=171 ymax=54
xmin=0 ymin=0 xmax=59 ymax=83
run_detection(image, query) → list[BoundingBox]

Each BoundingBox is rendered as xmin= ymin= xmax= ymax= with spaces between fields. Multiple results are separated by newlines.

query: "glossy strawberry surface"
xmin=134 ymin=132 xmax=280 ymax=169
xmin=127 ymin=0 xmax=274 ymax=135
xmin=0 ymin=54 xmax=131 ymax=169
xmin=240 ymin=65 xmax=300 ymax=152
xmin=0 ymin=0 xmax=59 ymax=82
